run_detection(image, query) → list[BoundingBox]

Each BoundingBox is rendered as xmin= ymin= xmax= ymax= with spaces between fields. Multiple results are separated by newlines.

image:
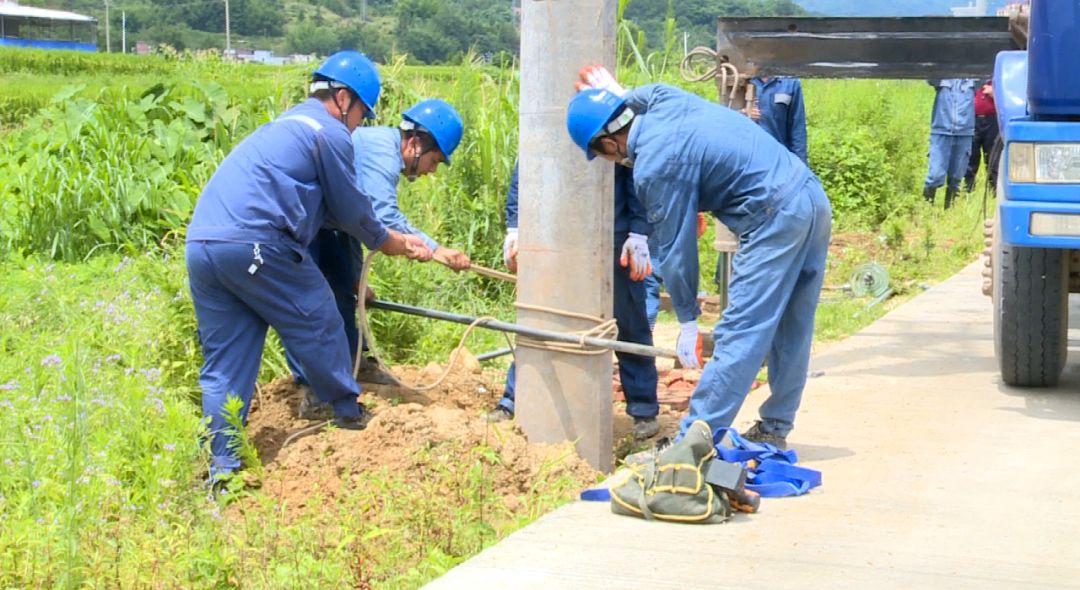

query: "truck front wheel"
xmin=992 ymin=215 xmax=1069 ymax=387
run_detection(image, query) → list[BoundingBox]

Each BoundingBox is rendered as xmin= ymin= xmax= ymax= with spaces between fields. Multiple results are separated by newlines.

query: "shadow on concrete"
xmin=792 ymin=443 xmax=855 ymax=463
xmin=994 ymin=349 xmax=1080 ymax=423
xmin=812 ymin=327 xmax=995 ymax=380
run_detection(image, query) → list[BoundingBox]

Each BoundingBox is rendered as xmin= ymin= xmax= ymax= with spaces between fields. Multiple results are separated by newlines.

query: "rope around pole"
xmin=513 ymin=302 xmax=618 ymax=356
xmin=355 ymin=251 xmax=622 ymax=391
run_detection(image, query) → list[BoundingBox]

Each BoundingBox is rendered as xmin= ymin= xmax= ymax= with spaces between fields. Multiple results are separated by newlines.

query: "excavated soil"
xmin=244 ymin=355 xmax=686 ymax=515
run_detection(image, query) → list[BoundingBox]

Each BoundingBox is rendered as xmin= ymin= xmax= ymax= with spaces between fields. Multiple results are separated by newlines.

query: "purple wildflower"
xmin=41 ymin=354 xmax=62 ymax=368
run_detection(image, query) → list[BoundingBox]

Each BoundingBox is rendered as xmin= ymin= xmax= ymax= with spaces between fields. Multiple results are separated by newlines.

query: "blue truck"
xmin=710 ymin=1 xmax=1077 ymax=386
xmin=988 ymin=1 xmax=1079 ymax=386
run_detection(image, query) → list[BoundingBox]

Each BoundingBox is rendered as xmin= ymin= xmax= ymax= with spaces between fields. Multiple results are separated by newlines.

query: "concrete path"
xmin=426 ymin=262 xmax=1080 ymax=590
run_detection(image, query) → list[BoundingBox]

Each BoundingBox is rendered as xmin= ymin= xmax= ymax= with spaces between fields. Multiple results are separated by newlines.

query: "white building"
xmin=951 ymin=0 xmax=989 ymax=16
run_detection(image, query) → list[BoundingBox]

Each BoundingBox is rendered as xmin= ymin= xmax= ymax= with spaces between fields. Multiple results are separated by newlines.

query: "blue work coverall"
xmin=751 ymin=77 xmax=808 ymax=163
xmin=186 ymin=98 xmax=390 ymax=476
xmin=498 ymin=164 xmax=659 ymax=419
xmin=623 ymin=84 xmax=832 ymax=440
xmin=284 ymin=126 xmax=439 ymax=384
xmin=925 ymin=79 xmax=976 ymax=191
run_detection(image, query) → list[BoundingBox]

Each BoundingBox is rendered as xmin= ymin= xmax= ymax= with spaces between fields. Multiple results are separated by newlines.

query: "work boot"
xmin=632 ymin=416 xmax=659 ymax=440
xmin=741 ymin=421 xmax=787 ymax=451
xmin=922 ymin=185 xmax=937 ymax=205
xmin=944 ymin=187 xmax=959 ymax=210
xmin=297 ymin=384 xmax=331 ymax=419
xmin=332 ymin=403 xmax=372 ymax=431
xmin=485 ymin=406 xmax=513 ymax=423
xmin=356 ymin=356 xmax=398 ymax=386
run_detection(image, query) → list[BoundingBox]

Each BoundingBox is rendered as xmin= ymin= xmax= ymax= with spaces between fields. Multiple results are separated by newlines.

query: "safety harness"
xmin=712 ymin=427 xmax=822 ymax=498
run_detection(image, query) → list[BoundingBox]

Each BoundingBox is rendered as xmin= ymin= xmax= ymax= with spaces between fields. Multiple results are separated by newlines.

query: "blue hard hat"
xmin=566 ymin=88 xmax=626 ymax=161
xmin=313 ymin=50 xmax=381 ymax=120
xmin=402 ymin=99 xmax=464 ymax=165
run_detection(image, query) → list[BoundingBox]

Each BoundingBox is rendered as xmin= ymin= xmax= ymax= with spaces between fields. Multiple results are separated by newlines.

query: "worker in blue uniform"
xmin=748 ymin=76 xmax=808 ymax=164
xmin=567 ymin=66 xmax=832 ymax=450
xmin=284 ymin=99 xmax=468 ymax=415
xmin=924 ymin=79 xmax=977 ymax=209
xmin=186 ymin=51 xmax=433 ymax=481
xmin=706 ymin=76 xmax=809 ymax=322
xmin=492 ymin=162 xmax=661 ymax=440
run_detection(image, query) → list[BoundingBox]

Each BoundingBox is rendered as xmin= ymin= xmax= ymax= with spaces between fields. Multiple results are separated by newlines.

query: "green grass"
xmin=0 ymin=252 xmax=586 ymax=587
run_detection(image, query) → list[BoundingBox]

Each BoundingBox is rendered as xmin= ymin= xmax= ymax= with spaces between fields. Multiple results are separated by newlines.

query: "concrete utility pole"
xmin=224 ymin=0 xmax=231 ymax=54
xmin=517 ymin=0 xmax=617 ymax=472
xmin=103 ymin=0 xmax=110 ymax=53
xmin=121 ymin=10 xmax=126 ymax=53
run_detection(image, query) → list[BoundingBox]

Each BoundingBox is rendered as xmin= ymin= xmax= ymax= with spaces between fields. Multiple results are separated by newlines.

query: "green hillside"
xmin=16 ymin=0 xmax=803 ymax=63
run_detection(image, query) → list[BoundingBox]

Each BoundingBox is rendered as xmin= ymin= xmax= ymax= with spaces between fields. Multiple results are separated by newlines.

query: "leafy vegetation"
xmin=0 ymin=40 xmax=993 ymax=586
xmin=0 ymin=252 xmax=586 ymax=587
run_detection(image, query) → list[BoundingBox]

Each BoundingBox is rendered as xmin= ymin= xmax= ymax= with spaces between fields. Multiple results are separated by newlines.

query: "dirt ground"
xmin=244 ymin=355 xmax=686 ymax=515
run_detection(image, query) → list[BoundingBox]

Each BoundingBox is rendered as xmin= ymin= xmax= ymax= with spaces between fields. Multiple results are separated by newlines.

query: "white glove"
xmin=619 ymin=232 xmax=652 ymax=282
xmin=576 ymin=65 xmax=627 ymax=97
xmin=677 ymin=320 xmax=703 ymax=369
xmin=503 ymin=228 xmax=519 ymax=272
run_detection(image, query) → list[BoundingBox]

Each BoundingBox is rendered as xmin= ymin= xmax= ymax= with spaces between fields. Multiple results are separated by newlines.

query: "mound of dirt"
xmin=245 ymin=360 xmax=686 ymax=515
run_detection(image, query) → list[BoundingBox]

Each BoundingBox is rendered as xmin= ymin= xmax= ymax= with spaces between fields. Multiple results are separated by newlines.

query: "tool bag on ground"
xmin=609 ymin=420 xmax=731 ymax=524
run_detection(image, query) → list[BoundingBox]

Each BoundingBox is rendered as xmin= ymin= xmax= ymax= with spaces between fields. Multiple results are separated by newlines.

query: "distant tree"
xmin=285 ymin=21 xmax=341 ymax=56
xmin=338 ymin=24 xmax=395 ymax=62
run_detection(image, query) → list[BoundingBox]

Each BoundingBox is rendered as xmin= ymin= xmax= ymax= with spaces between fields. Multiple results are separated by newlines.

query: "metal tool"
xmin=368 ymin=299 xmax=678 ymax=359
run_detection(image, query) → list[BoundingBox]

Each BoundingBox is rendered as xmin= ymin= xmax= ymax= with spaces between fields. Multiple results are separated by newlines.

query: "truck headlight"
xmin=1009 ymin=142 xmax=1035 ymax=183
xmin=1035 ymin=144 xmax=1080 ymax=183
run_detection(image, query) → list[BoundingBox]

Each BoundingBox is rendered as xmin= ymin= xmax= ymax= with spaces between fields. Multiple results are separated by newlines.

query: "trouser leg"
xmin=612 ymin=233 xmax=659 ymax=419
xmin=758 ymin=183 xmax=832 ymax=436
xmin=965 ymin=131 xmax=982 ymax=191
xmin=208 ymin=241 xmax=362 ymax=420
xmin=678 ymin=180 xmax=831 ymax=438
xmin=947 ymin=135 xmax=972 ymax=193
xmin=284 ymin=229 xmax=360 ymax=385
xmin=187 ymin=241 xmax=270 ymax=477
xmin=498 ymin=362 xmax=516 ymax=414
xmin=924 ymin=133 xmax=950 ymax=191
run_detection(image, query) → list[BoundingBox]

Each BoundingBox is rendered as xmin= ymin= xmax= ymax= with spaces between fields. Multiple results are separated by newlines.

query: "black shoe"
xmin=922 ymin=185 xmax=937 ymax=204
xmin=485 ymin=406 xmax=514 ymax=423
xmin=632 ymin=416 xmax=659 ymax=440
xmin=741 ymin=421 xmax=787 ymax=450
xmin=356 ymin=357 xmax=398 ymax=386
xmin=332 ymin=405 xmax=372 ymax=431
xmin=944 ymin=187 xmax=959 ymax=210
xmin=297 ymin=385 xmax=331 ymax=419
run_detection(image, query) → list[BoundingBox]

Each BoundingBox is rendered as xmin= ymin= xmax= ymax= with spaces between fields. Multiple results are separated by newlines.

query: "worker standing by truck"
xmin=924 ymin=78 xmax=977 ymax=209
xmin=567 ymin=67 xmax=831 ymax=449
xmin=965 ymin=79 xmax=999 ymax=193
xmin=748 ymin=76 xmax=808 ymax=164
xmin=186 ymin=51 xmax=432 ymax=483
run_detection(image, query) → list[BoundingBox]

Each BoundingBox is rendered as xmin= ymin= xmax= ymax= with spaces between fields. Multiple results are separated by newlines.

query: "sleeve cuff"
xmin=368 ymin=227 xmax=390 ymax=251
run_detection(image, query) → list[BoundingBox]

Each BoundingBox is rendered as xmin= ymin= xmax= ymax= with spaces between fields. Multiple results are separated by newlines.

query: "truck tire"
xmin=992 ymin=214 xmax=1069 ymax=387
